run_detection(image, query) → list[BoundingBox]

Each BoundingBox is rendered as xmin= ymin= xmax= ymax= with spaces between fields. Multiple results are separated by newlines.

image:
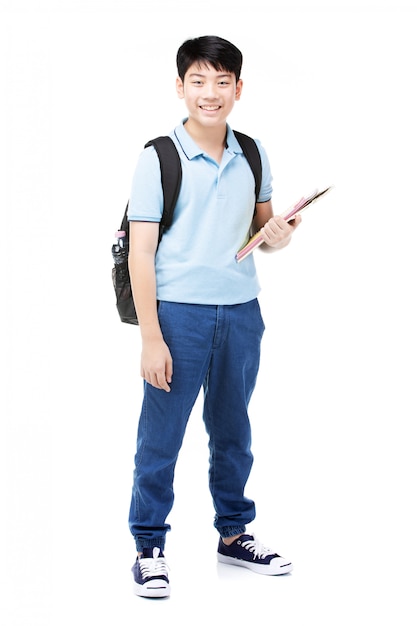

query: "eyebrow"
xmin=188 ymin=72 xmax=232 ymax=79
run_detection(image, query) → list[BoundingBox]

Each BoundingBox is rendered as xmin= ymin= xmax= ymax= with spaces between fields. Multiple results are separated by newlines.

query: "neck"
xmin=184 ymin=119 xmax=227 ymax=149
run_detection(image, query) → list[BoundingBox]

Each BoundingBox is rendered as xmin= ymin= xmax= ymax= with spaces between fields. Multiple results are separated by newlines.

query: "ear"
xmin=235 ymin=79 xmax=243 ymax=101
xmin=176 ymin=76 xmax=184 ymax=99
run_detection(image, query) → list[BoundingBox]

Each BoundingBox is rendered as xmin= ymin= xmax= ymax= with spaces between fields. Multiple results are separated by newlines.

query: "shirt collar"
xmin=174 ymin=120 xmax=243 ymax=160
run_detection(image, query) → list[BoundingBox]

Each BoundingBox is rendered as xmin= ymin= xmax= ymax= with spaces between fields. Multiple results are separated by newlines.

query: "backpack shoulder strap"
xmin=120 ymin=136 xmax=182 ymax=240
xmin=144 ymin=136 xmax=182 ymax=242
xmin=233 ymin=130 xmax=262 ymax=201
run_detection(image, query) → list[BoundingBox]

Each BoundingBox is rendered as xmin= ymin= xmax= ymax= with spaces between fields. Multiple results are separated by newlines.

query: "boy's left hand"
xmin=260 ymin=213 xmax=301 ymax=250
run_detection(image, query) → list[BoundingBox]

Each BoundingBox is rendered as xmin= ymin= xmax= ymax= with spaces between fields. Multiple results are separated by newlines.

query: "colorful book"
xmin=235 ymin=186 xmax=333 ymax=263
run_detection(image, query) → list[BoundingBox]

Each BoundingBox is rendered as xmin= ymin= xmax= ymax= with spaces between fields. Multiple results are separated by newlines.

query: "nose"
xmin=203 ymin=81 xmax=218 ymax=99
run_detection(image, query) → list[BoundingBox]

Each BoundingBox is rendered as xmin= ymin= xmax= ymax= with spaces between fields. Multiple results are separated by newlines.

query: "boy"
xmin=127 ymin=35 xmax=301 ymax=598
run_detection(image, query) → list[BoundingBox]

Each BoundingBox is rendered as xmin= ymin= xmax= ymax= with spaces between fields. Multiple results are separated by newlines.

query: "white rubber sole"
xmin=133 ymin=580 xmax=171 ymax=598
xmin=217 ymin=553 xmax=293 ymax=576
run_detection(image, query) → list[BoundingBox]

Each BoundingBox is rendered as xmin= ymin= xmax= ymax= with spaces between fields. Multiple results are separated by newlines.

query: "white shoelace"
xmin=240 ymin=535 xmax=277 ymax=560
xmin=139 ymin=547 xmax=169 ymax=577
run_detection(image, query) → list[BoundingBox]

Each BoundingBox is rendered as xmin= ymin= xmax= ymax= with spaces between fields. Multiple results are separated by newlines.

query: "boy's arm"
xmin=128 ymin=221 xmax=172 ymax=392
xmin=252 ymin=200 xmax=301 ymax=252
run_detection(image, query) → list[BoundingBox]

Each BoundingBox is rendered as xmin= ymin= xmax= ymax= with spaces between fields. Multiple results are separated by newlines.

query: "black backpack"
xmin=112 ymin=131 xmax=262 ymax=325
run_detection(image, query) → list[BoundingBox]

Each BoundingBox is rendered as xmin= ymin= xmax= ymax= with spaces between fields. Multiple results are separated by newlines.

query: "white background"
xmin=2 ymin=0 xmax=417 ymax=624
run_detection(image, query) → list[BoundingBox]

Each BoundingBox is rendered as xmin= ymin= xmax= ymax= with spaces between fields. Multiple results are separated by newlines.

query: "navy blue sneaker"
xmin=217 ymin=533 xmax=293 ymax=575
xmin=132 ymin=547 xmax=170 ymax=598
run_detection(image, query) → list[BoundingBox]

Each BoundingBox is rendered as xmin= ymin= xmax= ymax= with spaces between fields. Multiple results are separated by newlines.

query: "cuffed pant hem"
xmin=217 ymin=525 xmax=247 ymax=539
xmin=135 ymin=536 xmax=165 ymax=553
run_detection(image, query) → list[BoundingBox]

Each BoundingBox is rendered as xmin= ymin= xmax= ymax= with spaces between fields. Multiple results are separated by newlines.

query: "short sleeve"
xmin=254 ymin=139 xmax=273 ymax=203
xmin=127 ymin=145 xmax=163 ymax=222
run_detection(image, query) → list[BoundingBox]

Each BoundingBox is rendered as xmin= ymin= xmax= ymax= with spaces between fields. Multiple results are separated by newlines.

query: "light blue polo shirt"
xmin=128 ymin=121 xmax=273 ymax=305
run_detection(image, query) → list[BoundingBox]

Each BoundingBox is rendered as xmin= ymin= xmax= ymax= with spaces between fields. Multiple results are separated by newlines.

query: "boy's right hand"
xmin=140 ymin=338 xmax=173 ymax=392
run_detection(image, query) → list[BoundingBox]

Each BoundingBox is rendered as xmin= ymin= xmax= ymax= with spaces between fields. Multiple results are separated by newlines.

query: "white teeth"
xmin=201 ymin=106 xmax=220 ymax=110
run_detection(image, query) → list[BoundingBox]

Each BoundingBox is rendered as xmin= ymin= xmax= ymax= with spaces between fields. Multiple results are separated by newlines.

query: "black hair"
xmin=176 ymin=35 xmax=243 ymax=82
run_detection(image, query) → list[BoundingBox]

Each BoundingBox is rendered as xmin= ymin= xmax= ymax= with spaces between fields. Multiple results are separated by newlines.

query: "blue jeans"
xmin=128 ymin=299 xmax=265 ymax=553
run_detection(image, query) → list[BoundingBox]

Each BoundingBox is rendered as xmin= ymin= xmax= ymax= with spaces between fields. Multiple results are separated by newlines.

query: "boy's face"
xmin=176 ymin=62 xmax=242 ymax=130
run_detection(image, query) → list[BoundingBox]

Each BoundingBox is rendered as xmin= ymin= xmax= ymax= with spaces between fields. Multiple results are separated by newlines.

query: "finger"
xmin=143 ymin=369 xmax=161 ymax=389
xmin=166 ymin=361 xmax=173 ymax=384
xmin=287 ymin=214 xmax=302 ymax=228
xmin=292 ymin=214 xmax=302 ymax=228
xmin=272 ymin=215 xmax=286 ymax=229
xmin=156 ymin=371 xmax=171 ymax=392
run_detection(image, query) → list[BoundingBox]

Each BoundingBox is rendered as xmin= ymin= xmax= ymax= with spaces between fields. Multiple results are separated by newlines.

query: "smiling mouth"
xmin=200 ymin=105 xmax=221 ymax=111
